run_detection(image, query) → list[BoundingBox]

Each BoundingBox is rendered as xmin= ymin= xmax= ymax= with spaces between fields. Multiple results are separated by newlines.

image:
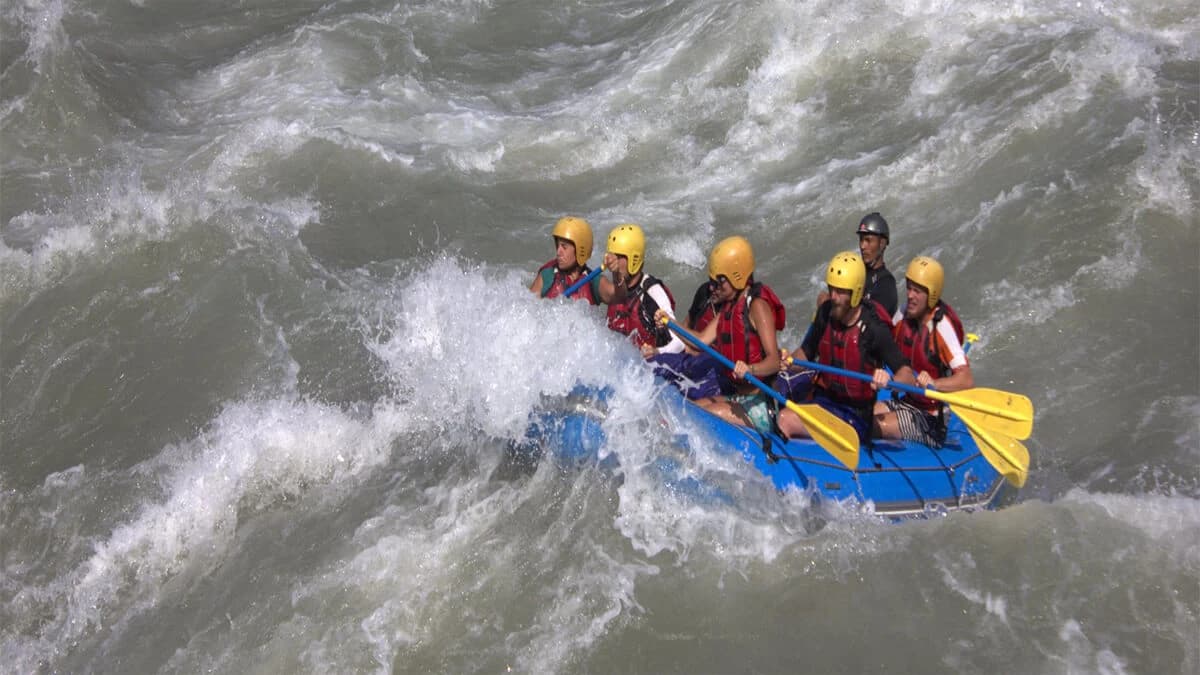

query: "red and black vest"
xmin=816 ymin=309 xmax=882 ymax=407
xmin=894 ymin=301 xmax=965 ymax=411
xmin=868 ymin=299 xmax=892 ymax=325
xmin=606 ymin=274 xmax=675 ymax=348
xmin=715 ymin=282 xmax=786 ymax=367
xmin=538 ymin=259 xmax=600 ymax=304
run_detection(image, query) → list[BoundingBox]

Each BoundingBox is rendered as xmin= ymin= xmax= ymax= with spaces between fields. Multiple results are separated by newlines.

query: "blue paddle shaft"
xmin=664 ymin=319 xmax=788 ymax=407
xmin=563 ymin=265 xmax=603 ymax=297
xmin=792 ymin=358 xmax=926 ymax=396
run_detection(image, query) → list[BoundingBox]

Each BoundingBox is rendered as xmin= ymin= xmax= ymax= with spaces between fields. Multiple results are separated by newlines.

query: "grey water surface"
xmin=2 ymin=0 xmax=1197 ymax=672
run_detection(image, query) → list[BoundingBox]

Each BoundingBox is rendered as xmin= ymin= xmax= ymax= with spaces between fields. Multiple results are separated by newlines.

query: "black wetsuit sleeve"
xmin=867 ymin=268 xmax=899 ymax=317
xmin=801 ymin=301 xmax=830 ymax=359
xmin=864 ymin=312 xmax=909 ymax=372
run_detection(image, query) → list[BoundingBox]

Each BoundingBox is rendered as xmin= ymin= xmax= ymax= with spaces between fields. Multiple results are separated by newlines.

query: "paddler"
xmin=778 ymin=251 xmax=915 ymax=444
xmin=814 ymin=212 xmax=898 ymax=320
xmin=600 ymin=224 xmax=685 ymax=357
xmin=530 ymin=216 xmax=622 ymax=303
xmin=655 ymin=236 xmax=786 ymax=434
xmin=872 ymin=256 xmax=973 ymax=447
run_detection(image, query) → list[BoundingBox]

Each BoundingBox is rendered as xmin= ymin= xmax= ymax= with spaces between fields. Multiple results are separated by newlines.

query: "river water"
xmin=2 ymin=0 xmax=1198 ymax=672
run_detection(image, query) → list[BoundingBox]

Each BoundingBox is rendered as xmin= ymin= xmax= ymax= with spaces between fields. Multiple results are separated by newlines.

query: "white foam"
xmin=2 ymin=396 xmax=400 ymax=671
xmin=2 ymin=0 xmax=1197 ymax=670
xmin=1055 ymin=619 xmax=1133 ymax=675
xmin=937 ymin=550 xmax=1010 ymax=624
xmin=4 ymin=0 xmax=66 ymax=73
xmin=0 ymin=153 xmax=323 ymax=304
xmin=365 ymin=257 xmax=630 ymax=439
xmin=979 ymin=277 xmax=1078 ymax=328
xmin=2 ymin=174 xmax=172 ymax=291
xmin=1127 ymin=114 xmax=1198 ymax=220
xmin=1060 ymin=488 xmax=1200 ymax=553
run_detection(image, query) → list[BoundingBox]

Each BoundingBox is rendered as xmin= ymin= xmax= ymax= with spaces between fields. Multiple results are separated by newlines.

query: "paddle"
xmin=787 ymin=356 xmax=1031 ymax=487
xmin=788 ymin=358 xmax=1033 ymax=440
xmin=955 ymin=405 xmax=1030 ymax=488
xmin=660 ymin=318 xmax=861 ymax=471
xmin=563 ymin=265 xmax=604 ymax=297
xmin=957 ymin=333 xmax=1029 ymax=487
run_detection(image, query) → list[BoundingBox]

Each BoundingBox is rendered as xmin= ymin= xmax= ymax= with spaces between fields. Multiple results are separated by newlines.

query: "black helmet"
xmin=856 ymin=212 xmax=889 ymax=240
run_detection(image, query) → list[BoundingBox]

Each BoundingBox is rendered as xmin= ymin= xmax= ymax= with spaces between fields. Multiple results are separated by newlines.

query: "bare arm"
xmin=892 ymin=365 xmax=918 ymax=386
xmin=922 ymin=364 xmax=974 ymax=391
xmin=868 ymin=313 xmax=915 ymax=389
xmin=917 ymin=321 xmax=975 ymax=391
xmin=746 ymin=298 xmax=780 ymax=379
xmin=596 ymin=253 xmax=627 ymax=304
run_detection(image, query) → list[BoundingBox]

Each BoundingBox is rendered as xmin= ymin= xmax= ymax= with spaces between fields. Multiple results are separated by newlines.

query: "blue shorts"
xmin=775 ymin=367 xmax=816 ymax=401
xmin=812 ymin=396 xmax=871 ymax=445
xmin=649 ymin=352 xmax=722 ymax=400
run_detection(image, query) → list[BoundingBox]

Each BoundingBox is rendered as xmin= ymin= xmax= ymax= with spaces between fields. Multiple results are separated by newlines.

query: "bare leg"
xmin=873 ymin=401 xmax=901 ymax=439
xmin=697 ymin=397 xmax=754 ymax=428
xmin=777 ymin=407 xmax=810 ymax=439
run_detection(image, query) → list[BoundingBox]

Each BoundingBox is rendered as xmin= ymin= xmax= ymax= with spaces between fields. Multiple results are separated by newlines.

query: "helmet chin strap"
xmin=864 ymin=241 xmax=885 ymax=269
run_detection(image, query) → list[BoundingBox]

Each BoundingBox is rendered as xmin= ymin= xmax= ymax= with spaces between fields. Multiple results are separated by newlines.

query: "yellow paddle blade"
xmin=957 ymin=409 xmax=1030 ymax=488
xmin=924 ymin=387 xmax=1034 ymax=440
xmin=784 ymin=401 xmax=860 ymax=471
xmin=951 ymin=403 xmax=1030 ymax=441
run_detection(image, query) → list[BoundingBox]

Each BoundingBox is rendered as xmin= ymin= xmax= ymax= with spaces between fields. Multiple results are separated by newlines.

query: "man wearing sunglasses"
xmin=658 ymin=236 xmax=787 ymax=434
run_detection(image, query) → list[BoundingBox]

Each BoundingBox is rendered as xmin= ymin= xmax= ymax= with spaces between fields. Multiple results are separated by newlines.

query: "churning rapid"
xmin=1 ymin=0 xmax=1197 ymax=672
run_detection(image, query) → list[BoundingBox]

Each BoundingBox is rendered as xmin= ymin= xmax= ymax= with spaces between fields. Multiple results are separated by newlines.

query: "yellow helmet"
xmin=905 ymin=255 xmax=945 ymax=309
xmin=606 ymin=223 xmax=646 ymax=275
xmin=826 ymin=250 xmax=866 ymax=307
xmin=552 ymin=216 xmax=593 ymax=267
xmin=708 ymin=236 xmax=755 ymax=290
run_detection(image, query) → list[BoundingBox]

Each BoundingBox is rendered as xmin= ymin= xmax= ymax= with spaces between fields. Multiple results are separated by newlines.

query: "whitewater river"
xmin=2 ymin=0 xmax=1197 ymax=672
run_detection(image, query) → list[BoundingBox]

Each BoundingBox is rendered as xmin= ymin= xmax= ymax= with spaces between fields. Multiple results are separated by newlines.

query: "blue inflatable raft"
xmin=519 ymin=384 xmax=1013 ymax=518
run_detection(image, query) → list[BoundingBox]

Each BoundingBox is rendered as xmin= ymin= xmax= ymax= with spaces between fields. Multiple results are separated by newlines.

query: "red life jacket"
xmin=538 ymin=259 xmax=599 ymax=304
xmin=893 ymin=301 xmax=966 ymax=411
xmin=606 ymin=274 xmax=675 ymax=348
xmin=868 ymin=299 xmax=892 ymax=325
xmin=815 ymin=310 xmax=879 ymax=407
xmin=715 ymin=282 xmax=786 ymax=367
